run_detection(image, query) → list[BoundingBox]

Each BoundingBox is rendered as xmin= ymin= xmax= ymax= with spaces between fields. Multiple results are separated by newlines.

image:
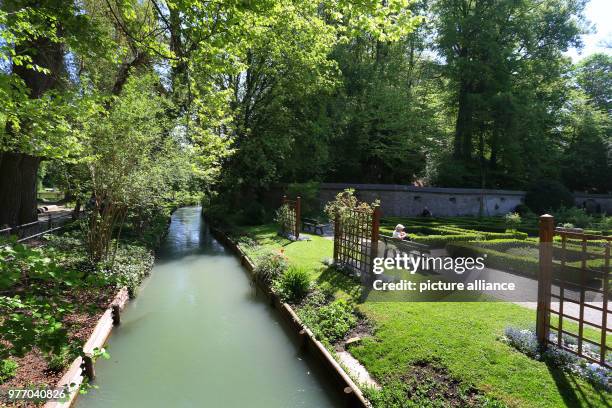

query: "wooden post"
xmin=333 ymin=212 xmax=340 ymax=264
xmin=601 ymin=243 xmax=609 ymax=365
xmin=369 ymin=206 xmax=381 ymax=278
xmin=111 ymin=305 xmax=121 ymax=326
xmin=82 ymin=354 xmax=95 ymax=381
xmin=536 ymin=214 xmax=554 ymax=347
xmin=295 ymin=196 xmax=301 ymax=240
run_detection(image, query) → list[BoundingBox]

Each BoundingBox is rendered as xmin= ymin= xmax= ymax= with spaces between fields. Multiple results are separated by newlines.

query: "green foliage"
xmin=103 ymin=244 xmax=154 ymax=298
xmin=286 ymin=182 xmax=320 ymax=217
xmin=297 ymin=299 xmax=357 ymax=343
xmin=45 ymin=346 xmax=73 ymax=373
xmin=274 ymin=204 xmax=294 ymax=235
xmin=504 ymin=213 xmax=522 ymax=231
xmin=576 ymin=53 xmax=612 ymax=114
xmin=273 ymin=266 xmax=312 ymax=303
xmin=0 ymin=241 xmax=82 ymax=359
xmin=553 ymin=207 xmax=592 ymax=229
xmin=324 ymin=189 xmax=379 ymax=221
xmin=253 ymin=249 xmax=288 ymax=284
xmin=524 ymin=180 xmax=574 ymax=215
xmin=0 ymin=359 xmax=18 ymax=384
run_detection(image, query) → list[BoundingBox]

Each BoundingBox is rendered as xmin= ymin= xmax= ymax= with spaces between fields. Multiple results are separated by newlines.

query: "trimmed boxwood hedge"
xmin=446 ymin=241 xmax=602 ymax=285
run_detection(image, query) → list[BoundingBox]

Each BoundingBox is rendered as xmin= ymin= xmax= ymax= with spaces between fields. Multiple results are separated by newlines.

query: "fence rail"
xmin=537 ymin=214 xmax=611 ymax=367
xmin=0 ymin=212 xmax=76 ymax=243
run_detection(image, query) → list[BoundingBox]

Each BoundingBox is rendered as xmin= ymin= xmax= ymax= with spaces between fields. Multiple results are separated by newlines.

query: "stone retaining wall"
xmin=317 ymin=183 xmax=612 ymax=217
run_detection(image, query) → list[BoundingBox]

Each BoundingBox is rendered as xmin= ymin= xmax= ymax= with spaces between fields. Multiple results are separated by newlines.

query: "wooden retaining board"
xmin=45 ymin=287 xmax=129 ymax=408
xmin=209 ymin=226 xmax=369 ymax=408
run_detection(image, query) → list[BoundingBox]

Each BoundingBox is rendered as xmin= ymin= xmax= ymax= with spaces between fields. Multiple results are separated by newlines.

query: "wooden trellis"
xmin=280 ymin=195 xmax=301 ymax=239
xmin=537 ymin=215 xmax=611 ymax=367
xmin=333 ymin=205 xmax=380 ymax=279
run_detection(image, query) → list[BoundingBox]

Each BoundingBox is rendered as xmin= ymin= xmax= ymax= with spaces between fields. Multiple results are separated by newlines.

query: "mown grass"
xmin=236 ymin=223 xmax=611 ymax=407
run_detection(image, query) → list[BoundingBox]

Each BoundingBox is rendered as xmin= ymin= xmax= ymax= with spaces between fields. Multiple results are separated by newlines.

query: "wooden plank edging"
xmin=209 ymin=226 xmax=370 ymax=408
xmin=44 ymin=287 xmax=129 ymax=408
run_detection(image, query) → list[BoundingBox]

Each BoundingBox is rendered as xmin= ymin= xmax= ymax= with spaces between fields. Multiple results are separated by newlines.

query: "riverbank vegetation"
xmin=1 ymin=0 xmax=610 ymax=406
xmin=0 ymin=212 xmax=168 ymax=394
xmin=231 ymin=223 xmax=610 ymax=407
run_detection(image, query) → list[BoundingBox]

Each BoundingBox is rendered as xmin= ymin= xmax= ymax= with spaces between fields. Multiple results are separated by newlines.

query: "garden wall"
xmin=317 ymin=183 xmax=612 ymax=217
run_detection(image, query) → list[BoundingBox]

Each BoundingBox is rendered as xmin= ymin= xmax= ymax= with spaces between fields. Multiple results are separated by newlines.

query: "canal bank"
xmin=76 ymin=207 xmax=341 ymax=407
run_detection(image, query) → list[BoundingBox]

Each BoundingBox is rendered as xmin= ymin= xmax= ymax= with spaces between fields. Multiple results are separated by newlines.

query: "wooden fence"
xmin=333 ymin=205 xmax=380 ymax=279
xmin=537 ymin=214 xmax=610 ymax=367
xmin=0 ymin=212 xmax=76 ymax=243
xmin=281 ymin=195 xmax=301 ymax=239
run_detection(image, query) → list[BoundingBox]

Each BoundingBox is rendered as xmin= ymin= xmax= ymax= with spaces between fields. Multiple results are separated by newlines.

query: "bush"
xmin=297 ymin=299 xmax=357 ymax=343
xmin=0 ymin=359 xmax=18 ymax=384
xmin=104 ymin=244 xmax=155 ymax=297
xmin=273 ymin=266 xmax=312 ymax=303
xmin=554 ymin=207 xmax=593 ymax=228
xmin=504 ymin=212 xmax=522 ymax=230
xmin=275 ymin=204 xmax=294 ymax=235
xmin=253 ymin=250 xmax=288 ymax=284
xmin=525 ymin=179 xmax=574 ymax=215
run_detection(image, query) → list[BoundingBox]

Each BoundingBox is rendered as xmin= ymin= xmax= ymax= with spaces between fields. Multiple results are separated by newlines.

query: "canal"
xmin=77 ymin=207 xmax=340 ymax=407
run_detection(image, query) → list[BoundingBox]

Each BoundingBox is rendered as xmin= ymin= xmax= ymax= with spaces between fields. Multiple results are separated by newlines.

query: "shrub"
xmin=554 ymin=207 xmax=593 ymax=228
xmin=324 ymin=188 xmax=379 ymax=221
xmin=253 ymin=250 xmax=288 ymax=284
xmin=504 ymin=212 xmax=522 ymax=231
xmin=273 ymin=266 xmax=311 ymax=303
xmin=104 ymin=244 xmax=155 ymax=297
xmin=297 ymin=299 xmax=357 ymax=343
xmin=0 ymin=359 xmax=18 ymax=384
xmin=275 ymin=204 xmax=294 ymax=235
xmin=525 ymin=179 xmax=574 ymax=215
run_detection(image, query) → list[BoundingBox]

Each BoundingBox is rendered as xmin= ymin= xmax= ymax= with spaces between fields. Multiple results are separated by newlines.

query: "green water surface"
xmin=76 ymin=207 xmax=340 ymax=408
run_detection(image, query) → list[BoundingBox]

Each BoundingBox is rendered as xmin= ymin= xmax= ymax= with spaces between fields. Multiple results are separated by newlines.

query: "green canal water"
xmin=76 ymin=207 xmax=340 ymax=408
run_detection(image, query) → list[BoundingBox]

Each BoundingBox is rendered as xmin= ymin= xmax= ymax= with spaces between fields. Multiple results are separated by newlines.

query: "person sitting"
xmin=420 ymin=207 xmax=432 ymax=217
xmin=392 ymin=224 xmax=408 ymax=240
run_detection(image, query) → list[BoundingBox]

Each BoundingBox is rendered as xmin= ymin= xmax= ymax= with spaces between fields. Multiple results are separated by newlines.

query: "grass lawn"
xmin=235 ymin=224 xmax=611 ymax=408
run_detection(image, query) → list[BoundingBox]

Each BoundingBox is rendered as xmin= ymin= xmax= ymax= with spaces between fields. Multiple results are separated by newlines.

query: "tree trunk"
xmin=18 ymin=155 xmax=41 ymax=225
xmin=0 ymin=25 xmax=65 ymax=228
xmin=0 ymin=152 xmax=23 ymax=227
xmin=0 ymin=152 xmax=41 ymax=227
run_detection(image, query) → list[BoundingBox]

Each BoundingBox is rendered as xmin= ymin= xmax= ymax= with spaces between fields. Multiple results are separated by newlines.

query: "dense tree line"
xmin=0 ymin=0 xmax=610 ymax=229
xmin=0 ymin=0 xmax=419 ymax=230
xmin=214 ymin=0 xmax=611 ymax=217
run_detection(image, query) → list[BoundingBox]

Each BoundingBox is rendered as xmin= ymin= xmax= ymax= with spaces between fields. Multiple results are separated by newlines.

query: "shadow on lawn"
xmin=316 ymin=266 xmax=362 ymax=299
xmin=546 ymin=360 xmax=609 ymax=408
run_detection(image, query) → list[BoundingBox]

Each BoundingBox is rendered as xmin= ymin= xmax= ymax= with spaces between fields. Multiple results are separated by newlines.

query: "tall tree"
xmin=433 ymin=0 xmax=586 ymax=188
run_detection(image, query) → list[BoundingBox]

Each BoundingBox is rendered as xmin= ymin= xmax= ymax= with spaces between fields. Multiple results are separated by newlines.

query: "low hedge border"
xmin=445 ymin=241 xmax=599 ymax=285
